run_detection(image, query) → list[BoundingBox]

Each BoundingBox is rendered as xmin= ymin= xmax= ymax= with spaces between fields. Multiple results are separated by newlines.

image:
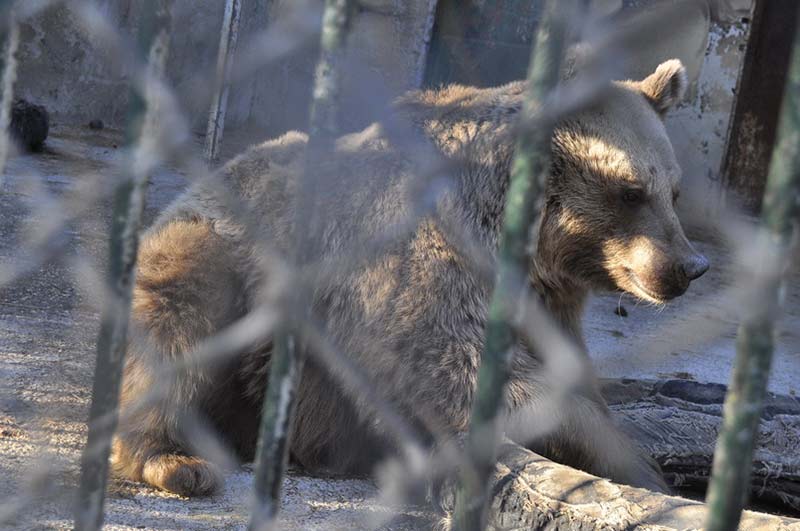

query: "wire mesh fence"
xmin=0 ymin=0 xmax=798 ymax=530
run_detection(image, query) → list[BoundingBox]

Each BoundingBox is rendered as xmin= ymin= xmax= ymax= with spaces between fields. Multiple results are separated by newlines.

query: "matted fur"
xmin=112 ymin=60 xmax=707 ymax=497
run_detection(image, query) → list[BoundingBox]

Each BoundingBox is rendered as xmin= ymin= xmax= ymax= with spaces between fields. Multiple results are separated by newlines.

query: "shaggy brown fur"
xmin=111 ymin=60 xmax=708 ymax=497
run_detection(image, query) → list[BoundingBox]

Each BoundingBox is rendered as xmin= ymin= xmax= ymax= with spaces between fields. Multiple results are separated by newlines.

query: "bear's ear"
xmin=639 ymin=59 xmax=687 ymax=116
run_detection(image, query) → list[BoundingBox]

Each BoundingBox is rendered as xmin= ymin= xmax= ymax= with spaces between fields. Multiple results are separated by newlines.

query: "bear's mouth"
xmin=625 ymin=270 xmax=676 ymax=303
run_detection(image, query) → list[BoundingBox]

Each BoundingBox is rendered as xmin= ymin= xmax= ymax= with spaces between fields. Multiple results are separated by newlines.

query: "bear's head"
xmin=538 ymin=59 xmax=709 ymax=303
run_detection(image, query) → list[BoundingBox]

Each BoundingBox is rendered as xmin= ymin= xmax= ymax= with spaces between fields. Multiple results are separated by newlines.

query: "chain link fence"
xmin=0 ymin=0 xmax=799 ymax=530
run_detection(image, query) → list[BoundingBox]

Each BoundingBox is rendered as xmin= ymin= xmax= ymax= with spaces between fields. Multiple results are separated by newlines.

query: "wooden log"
xmin=437 ymin=379 xmax=799 ymax=529
xmin=482 ymin=442 xmax=800 ymax=531
xmin=602 ymin=378 xmax=800 ymax=515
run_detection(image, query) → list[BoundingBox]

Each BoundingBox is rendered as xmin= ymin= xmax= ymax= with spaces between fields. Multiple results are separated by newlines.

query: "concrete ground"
xmin=586 ymin=239 xmax=800 ymax=399
xmin=1 ymin=125 xmax=798 ymax=529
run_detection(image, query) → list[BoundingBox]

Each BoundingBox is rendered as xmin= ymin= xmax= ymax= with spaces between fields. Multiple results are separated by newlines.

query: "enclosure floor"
xmin=585 ymin=234 xmax=800 ymax=398
xmin=0 ymin=125 xmax=798 ymax=529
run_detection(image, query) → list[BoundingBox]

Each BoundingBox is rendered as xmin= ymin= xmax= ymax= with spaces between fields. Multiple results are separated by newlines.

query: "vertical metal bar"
xmin=204 ymin=0 xmax=242 ymax=163
xmin=248 ymin=328 xmax=301 ymax=531
xmin=306 ymin=0 xmax=352 ymax=147
xmin=451 ymin=1 xmax=576 ymax=529
xmin=0 ymin=1 xmax=19 ymax=182
xmin=73 ymin=2 xmax=172 ymax=530
xmin=413 ymin=0 xmax=439 ymax=88
xmin=705 ymin=9 xmax=800 ymax=531
xmin=248 ymin=2 xmax=353 ymax=530
xmin=720 ymin=0 xmax=799 ymax=214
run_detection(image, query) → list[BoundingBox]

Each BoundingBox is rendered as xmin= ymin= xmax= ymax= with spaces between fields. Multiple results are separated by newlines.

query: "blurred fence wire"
xmin=0 ymin=0 xmax=797 ymax=530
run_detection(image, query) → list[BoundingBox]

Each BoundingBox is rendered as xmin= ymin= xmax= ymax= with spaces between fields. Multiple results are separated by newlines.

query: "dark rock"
xmin=9 ymin=98 xmax=49 ymax=152
xmin=657 ymin=380 xmax=727 ymax=404
xmin=88 ymin=119 xmax=104 ymax=130
xmin=762 ymin=392 xmax=800 ymax=419
xmin=600 ymin=378 xmax=652 ymax=405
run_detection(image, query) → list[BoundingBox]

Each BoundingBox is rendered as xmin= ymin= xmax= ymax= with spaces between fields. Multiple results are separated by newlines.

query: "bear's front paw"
xmin=625 ymin=451 xmax=670 ymax=494
xmin=425 ymin=432 xmax=469 ymax=515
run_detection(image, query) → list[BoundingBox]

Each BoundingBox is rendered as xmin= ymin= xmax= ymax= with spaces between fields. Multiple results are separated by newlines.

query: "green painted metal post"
xmin=0 ymin=1 xmax=19 ymax=181
xmin=451 ymin=1 xmax=577 ymax=529
xmin=248 ymin=2 xmax=353 ymax=530
xmin=705 ymin=9 xmax=800 ymax=531
xmin=73 ymin=2 xmax=172 ymax=530
xmin=306 ymin=0 xmax=352 ymax=147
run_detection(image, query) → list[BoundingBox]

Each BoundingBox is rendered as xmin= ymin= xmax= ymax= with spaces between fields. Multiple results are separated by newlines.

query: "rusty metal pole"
xmin=721 ymin=0 xmax=800 ymax=213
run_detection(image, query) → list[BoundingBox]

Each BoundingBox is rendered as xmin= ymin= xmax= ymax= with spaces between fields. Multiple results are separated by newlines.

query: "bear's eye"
xmin=621 ymin=189 xmax=645 ymax=205
xmin=672 ymin=189 xmax=680 ymax=204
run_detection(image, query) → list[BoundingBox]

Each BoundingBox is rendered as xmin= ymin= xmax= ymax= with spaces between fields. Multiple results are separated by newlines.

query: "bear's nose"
xmin=680 ymin=253 xmax=709 ymax=282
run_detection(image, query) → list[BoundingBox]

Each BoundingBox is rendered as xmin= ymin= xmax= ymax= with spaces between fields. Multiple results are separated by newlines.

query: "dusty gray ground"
xmin=1 ymin=126 xmax=798 ymax=529
xmin=586 ymin=243 xmax=800 ymax=398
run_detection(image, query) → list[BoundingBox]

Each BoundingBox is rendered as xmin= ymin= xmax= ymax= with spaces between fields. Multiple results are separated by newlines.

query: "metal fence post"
xmin=73 ymin=2 xmax=172 ymax=530
xmin=248 ymin=2 xmax=353 ymax=530
xmin=0 ymin=1 xmax=19 ymax=181
xmin=704 ymin=9 xmax=800 ymax=531
xmin=413 ymin=0 xmax=440 ymax=88
xmin=451 ymin=1 xmax=577 ymax=529
xmin=204 ymin=0 xmax=242 ymax=163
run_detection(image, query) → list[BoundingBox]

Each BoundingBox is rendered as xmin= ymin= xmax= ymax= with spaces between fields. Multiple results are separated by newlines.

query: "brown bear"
xmin=110 ymin=59 xmax=708 ymax=497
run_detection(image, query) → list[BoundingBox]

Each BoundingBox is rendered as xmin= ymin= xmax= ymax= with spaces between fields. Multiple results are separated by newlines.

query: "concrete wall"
xmin=616 ymin=0 xmax=753 ymax=217
xmin=245 ymin=0 xmax=437 ymax=136
xmin=424 ymin=0 xmax=753 ymax=215
xmin=14 ymin=1 xmax=259 ymax=130
xmin=13 ymin=0 xmax=436 ymax=137
xmin=12 ymin=0 xmax=753 ymax=211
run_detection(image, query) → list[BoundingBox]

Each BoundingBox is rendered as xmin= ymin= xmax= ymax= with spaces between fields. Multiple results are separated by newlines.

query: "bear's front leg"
xmin=505 ymin=374 xmax=668 ymax=494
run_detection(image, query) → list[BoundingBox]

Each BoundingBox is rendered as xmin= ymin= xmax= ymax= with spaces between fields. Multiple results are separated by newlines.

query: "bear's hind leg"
xmin=141 ymin=454 xmax=223 ymax=497
xmin=111 ymin=218 xmax=247 ymax=497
